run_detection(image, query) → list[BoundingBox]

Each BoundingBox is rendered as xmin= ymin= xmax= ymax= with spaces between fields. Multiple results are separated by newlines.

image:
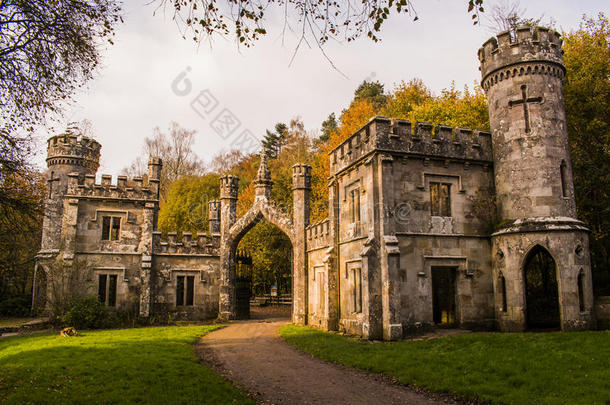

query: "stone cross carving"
xmin=508 ymin=84 xmax=542 ymax=133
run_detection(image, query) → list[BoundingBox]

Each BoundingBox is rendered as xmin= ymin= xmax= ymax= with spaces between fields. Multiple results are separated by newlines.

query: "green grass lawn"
xmin=280 ymin=325 xmax=610 ymax=404
xmin=0 ymin=325 xmax=253 ymax=404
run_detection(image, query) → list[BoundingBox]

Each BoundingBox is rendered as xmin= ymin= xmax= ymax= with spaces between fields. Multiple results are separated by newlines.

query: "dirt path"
xmin=197 ymin=316 xmax=455 ymax=405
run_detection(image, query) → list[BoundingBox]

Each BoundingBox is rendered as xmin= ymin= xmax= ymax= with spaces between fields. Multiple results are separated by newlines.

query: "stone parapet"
xmin=292 ymin=164 xmax=312 ymax=190
xmin=329 ymin=116 xmax=492 ymax=175
xmin=47 ymin=134 xmax=101 ymax=171
xmin=153 ymin=231 xmax=220 ymax=256
xmin=306 ymin=218 xmax=331 ymax=251
xmin=478 ymin=26 xmax=564 ymax=87
xmin=66 ymin=173 xmax=158 ymax=201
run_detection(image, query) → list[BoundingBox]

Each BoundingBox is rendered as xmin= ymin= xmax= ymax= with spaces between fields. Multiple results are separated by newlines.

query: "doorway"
xmin=432 ymin=267 xmax=457 ymax=326
xmin=524 ymin=245 xmax=560 ymax=329
xmin=235 ymin=220 xmax=293 ymax=320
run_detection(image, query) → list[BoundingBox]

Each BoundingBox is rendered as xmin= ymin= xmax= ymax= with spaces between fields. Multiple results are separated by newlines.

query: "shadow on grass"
xmin=0 ymin=326 xmax=253 ymax=405
xmin=280 ymin=326 xmax=610 ymax=405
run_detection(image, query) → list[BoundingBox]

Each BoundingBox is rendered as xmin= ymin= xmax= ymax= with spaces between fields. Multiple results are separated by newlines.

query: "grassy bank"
xmin=0 ymin=325 xmax=253 ymax=404
xmin=280 ymin=325 xmax=610 ymax=404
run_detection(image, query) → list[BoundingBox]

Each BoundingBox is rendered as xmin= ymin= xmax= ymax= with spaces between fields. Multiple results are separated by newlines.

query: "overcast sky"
xmin=34 ymin=0 xmax=606 ymax=175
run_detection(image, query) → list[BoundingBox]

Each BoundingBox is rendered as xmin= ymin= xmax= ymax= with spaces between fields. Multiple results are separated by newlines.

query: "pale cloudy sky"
xmin=35 ymin=0 xmax=606 ymax=175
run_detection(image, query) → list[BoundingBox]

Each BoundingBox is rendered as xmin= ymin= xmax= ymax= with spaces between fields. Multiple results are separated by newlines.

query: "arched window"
xmin=499 ymin=275 xmax=508 ymax=312
xmin=577 ymin=269 xmax=585 ymax=312
xmin=523 ymin=245 xmax=560 ymax=329
xmin=560 ymin=160 xmax=568 ymax=197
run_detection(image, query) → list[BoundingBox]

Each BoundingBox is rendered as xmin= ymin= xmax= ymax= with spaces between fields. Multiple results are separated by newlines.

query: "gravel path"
xmin=197 ymin=316 xmax=456 ymax=405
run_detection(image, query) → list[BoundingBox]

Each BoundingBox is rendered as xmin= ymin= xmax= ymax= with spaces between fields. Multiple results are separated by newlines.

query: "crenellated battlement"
xmin=329 ymin=116 xmax=492 ymax=175
xmin=292 ymin=164 xmax=312 ymax=190
xmin=46 ymin=133 xmax=101 ymax=171
xmin=306 ymin=218 xmax=331 ymax=250
xmin=220 ymin=175 xmax=239 ymax=199
xmin=66 ymin=173 xmax=159 ymax=201
xmin=153 ymin=231 xmax=220 ymax=256
xmin=478 ymin=26 xmax=564 ymax=89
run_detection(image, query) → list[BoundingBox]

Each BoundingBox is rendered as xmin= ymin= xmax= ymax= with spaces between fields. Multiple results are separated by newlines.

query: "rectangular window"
xmin=176 ymin=276 xmax=185 ymax=306
xmin=98 ymin=274 xmax=107 ymax=304
xmin=430 ymin=182 xmax=451 ymax=217
xmin=101 ymin=216 xmax=121 ymax=241
xmin=350 ymin=188 xmax=361 ymax=223
xmin=186 ymin=276 xmax=194 ymax=306
xmin=98 ymin=274 xmax=117 ymax=307
xmin=176 ymin=275 xmax=195 ymax=306
xmin=108 ymin=275 xmax=117 ymax=307
xmin=351 ymin=267 xmax=362 ymax=313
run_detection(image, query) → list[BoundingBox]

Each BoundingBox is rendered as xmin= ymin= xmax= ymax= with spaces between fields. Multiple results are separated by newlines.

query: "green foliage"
xmin=237 ymin=222 xmax=292 ymax=295
xmin=319 ymin=113 xmax=338 ymax=143
xmin=62 ymin=296 xmax=109 ymax=330
xmin=382 ymin=80 xmax=489 ymax=130
xmin=0 ymin=295 xmax=31 ymax=317
xmin=563 ymin=13 xmax=610 ymax=295
xmin=158 ymin=174 xmax=220 ymax=236
xmin=0 ymin=169 xmax=44 ymax=309
xmin=0 ymin=326 xmax=252 ymax=404
xmin=281 ymin=325 xmax=610 ymax=404
xmin=353 ymin=80 xmax=388 ymax=110
xmin=261 ymin=122 xmax=287 ymax=159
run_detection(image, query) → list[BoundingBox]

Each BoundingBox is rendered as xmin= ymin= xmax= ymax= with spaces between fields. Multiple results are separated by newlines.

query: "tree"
xmin=209 ymin=149 xmax=246 ymax=173
xmin=404 ymin=82 xmax=489 ymax=130
xmin=124 ymin=122 xmax=206 ymax=201
xmin=261 ymin=123 xmax=288 ymax=159
xmin=158 ymin=174 xmax=221 ymax=236
xmin=319 ymin=113 xmax=338 ymax=144
xmin=562 ymin=13 xmax=610 ymax=295
xmin=382 ymin=79 xmax=432 ymax=118
xmin=0 ymin=1 xmax=121 ymax=175
xmin=484 ymin=0 xmax=548 ymax=36
xmin=0 ymin=167 xmax=45 ymax=312
xmin=354 ymin=81 xmax=388 ymax=111
xmin=155 ymin=0 xmax=484 ymax=48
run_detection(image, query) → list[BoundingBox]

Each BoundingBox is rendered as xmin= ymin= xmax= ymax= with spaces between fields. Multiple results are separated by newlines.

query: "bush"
xmin=62 ymin=296 xmax=109 ymax=329
xmin=0 ymin=295 xmax=31 ymax=317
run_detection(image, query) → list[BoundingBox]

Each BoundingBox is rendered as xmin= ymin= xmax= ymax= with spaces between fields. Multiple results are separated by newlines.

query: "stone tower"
xmin=41 ymin=129 xmax=101 ymax=254
xmin=479 ymin=27 xmax=594 ymax=331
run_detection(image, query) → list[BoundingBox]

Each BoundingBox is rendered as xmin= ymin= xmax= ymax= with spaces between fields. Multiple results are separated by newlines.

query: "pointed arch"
xmin=226 ymin=198 xmax=295 ymax=251
xmin=522 ymin=244 xmax=560 ymax=329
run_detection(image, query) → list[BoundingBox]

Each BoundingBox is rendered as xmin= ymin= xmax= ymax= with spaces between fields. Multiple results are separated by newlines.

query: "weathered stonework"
xmin=36 ymin=26 xmax=601 ymax=337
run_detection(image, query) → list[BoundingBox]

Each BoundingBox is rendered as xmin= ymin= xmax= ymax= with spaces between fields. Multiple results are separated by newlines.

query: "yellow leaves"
xmin=383 ymin=80 xmax=489 ymax=130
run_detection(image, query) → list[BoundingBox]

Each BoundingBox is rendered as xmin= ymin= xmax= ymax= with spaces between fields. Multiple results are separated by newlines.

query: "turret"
xmin=479 ymin=26 xmax=574 ymax=220
xmin=480 ymin=27 xmax=593 ymax=332
xmin=219 ymin=175 xmax=239 ymax=235
xmin=41 ymin=129 xmax=101 ymax=252
xmin=147 ymin=157 xmax=162 ymax=197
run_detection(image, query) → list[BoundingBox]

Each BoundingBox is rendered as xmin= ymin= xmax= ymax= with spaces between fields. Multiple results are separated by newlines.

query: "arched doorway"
xmin=235 ymin=220 xmax=293 ymax=319
xmin=523 ymin=245 xmax=560 ymax=329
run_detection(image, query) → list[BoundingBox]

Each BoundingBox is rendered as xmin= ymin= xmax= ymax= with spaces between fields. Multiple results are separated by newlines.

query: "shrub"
xmin=62 ymin=296 xmax=109 ymax=329
xmin=0 ymin=295 xmax=31 ymax=317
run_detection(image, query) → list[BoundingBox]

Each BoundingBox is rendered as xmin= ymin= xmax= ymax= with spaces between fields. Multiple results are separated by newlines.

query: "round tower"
xmin=479 ymin=27 xmax=593 ymax=331
xmin=41 ymin=129 xmax=101 ymax=252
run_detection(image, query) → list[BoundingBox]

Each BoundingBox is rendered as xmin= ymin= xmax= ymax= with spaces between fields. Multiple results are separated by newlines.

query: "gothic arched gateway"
xmin=217 ymin=154 xmax=311 ymax=325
